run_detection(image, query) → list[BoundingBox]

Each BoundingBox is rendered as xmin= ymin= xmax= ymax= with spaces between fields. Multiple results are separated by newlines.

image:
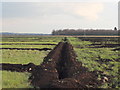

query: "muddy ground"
xmin=1 ymin=41 xmax=104 ymax=88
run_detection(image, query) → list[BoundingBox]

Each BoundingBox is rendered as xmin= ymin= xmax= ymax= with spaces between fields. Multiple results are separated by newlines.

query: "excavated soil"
xmin=1 ymin=43 xmax=56 ymax=45
xmin=89 ymin=44 xmax=120 ymax=48
xmin=0 ymin=48 xmax=52 ymax=51
xmin=1 ymin=41 xmax=102 ymax=88
xmin=29 ymin=41 xmax=102 ymax=88
xmin=1 ymin=63 xmax=36 ymax=72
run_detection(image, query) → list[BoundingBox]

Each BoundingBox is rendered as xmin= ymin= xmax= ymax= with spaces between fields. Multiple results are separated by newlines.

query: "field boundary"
xmin=0 ymin=48 xmax=52 ymax=51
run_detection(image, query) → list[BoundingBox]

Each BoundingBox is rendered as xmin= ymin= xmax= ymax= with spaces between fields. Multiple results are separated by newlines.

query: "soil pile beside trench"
xmin=29 ymin=41 xmax=101 ymax=88
xmin=1 ymin=40 xmax=102 ymax=88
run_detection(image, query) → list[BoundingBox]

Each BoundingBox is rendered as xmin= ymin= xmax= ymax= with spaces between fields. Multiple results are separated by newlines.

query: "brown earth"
xmin=1 ymin=43 xmax=56 ymax=45
xmin=0 ymin=48 xmax=52 ymax=51
xmin=1 ymin=41 xmax=102 ymax=88
xmin=89 ymin=44 xmax=120 ymax=48
xmin=29 ymin=41 xmax=102 ymax=88
xmin=1 ymin=63 xmax=36 ymax=72
xmin=113 ymin=48 xmax=120 ymax=51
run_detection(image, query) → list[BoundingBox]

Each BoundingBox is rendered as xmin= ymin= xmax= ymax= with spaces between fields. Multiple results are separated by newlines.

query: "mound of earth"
xmin=29 ymin=41 xmax=102 ymax=88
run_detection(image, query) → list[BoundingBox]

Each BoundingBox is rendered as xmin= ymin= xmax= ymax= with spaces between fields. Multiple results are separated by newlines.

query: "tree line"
xmin=52 ymin=29 xmax=119 ymax=36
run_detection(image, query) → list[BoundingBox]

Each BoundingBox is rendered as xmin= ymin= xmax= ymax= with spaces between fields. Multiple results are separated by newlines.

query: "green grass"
xmin=2 ymin=37 xmax=63 ymax=42
xmin=1 ymin=45 xmax=55 ymax=49
xmin=0 ymin=70 xmax=1 ymax=89
xmin=68 ymin=37 xmax=92 ymax=48
xmin=2 ymin=71 xmax=32 ymax=88
xmin=1 ymin=36 xmax=119 ymax=88
xmin=1 ymin=36 xmax=63 ymax=88
xmin=74 ymin=48 xmax=119 ymax=71
xmin=1 ymin=50 xmax=49 ymax=65
xmin=1 ymin=41 xmax=58 ymax=44
xmin=68 ymin=37 xmax=119 ymax=88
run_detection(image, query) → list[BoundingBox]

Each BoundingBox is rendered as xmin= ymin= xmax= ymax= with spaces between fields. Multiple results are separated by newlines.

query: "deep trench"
xmin=1 ymin=41 xmax=102 ymax=88
xmin=56 ymin=42 xmax=68 ymax=79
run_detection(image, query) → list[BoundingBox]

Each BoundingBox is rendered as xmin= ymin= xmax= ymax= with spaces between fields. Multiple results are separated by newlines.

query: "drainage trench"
xmin=56 ymin=42 xmax=69 ymax=79
xmin=1 ymin=40 xmax=102 ymax=88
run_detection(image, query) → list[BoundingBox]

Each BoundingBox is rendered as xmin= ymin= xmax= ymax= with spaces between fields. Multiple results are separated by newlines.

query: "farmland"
xmin=1 ymin=35 xmax=120 ymax=88
xmin=1 ymin=36 xmax=63 ymax=88
xmin=69 ymin=37 xmax=119 ymax=88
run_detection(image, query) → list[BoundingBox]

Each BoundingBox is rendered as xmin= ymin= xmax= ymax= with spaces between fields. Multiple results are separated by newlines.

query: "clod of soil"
xmin=1 ymin=63 xmax=36 ymax=72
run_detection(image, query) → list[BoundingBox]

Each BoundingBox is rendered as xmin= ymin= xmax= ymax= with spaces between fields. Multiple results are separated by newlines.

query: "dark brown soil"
xmin=0 ymin=48 xmax=52 ymax=51
xmin=1 ymin=41 xmax=102 ymax=88
xmin=29 ymin=41 xmax=102 ymax=88
xmin=112 ymin=48 xmax=120 ymax=51
xmin=1 ymin=43 xmax=56 ymax=45
xmin=1 ymin=63 xmax=36 ymax=72
xmin=89 ymin=44 xmax=120 ymax=48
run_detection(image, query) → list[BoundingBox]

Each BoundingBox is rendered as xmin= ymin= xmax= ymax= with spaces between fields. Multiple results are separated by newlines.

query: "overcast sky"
xmin=1 ymin=0 xmax=119 ymax=34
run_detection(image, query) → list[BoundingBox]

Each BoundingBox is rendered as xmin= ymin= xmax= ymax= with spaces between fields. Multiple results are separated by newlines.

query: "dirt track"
xmin=1 ymin=40 xmax=102 ymax=88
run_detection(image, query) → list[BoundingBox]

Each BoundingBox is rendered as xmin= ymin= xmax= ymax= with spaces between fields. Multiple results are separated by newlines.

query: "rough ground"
xmin=29 ymin=41 xmax=102 ymax=88
xmin=0 ymin=63 xmax=36 ymax=72
xmin=1 ymin=40 xmax=102 ymax=88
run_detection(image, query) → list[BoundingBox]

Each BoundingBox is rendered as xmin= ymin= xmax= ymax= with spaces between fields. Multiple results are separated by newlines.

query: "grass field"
xmin=1 ymin=45 xmax=55 ymax=49
xmin=1 ymin=35 xmax=120 ymax=88
xmin=1 ymin=71 xmax=32 ymax=88
xmin=1 ymin=50 xmax=48 ymax=65
xmin=1 ymin=36 xmax=63 ymax=88
xmin=69 ymin=37 xmax=119 ymax=88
